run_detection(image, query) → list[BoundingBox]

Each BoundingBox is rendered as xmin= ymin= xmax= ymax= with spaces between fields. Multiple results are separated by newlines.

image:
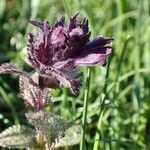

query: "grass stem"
xmin=80 ymin=67 xmax=91 ymax=150
xmin=93 ymin=54 xmax=113 ymax=150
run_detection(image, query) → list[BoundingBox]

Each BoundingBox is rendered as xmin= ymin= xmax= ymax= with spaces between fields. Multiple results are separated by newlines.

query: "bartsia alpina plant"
xmin=0 ymin=14 xmax=113 ymax=150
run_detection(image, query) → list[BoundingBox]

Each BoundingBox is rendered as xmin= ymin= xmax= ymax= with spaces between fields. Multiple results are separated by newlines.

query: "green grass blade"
xmin=80 ymin=68 xmax=91 ymax=150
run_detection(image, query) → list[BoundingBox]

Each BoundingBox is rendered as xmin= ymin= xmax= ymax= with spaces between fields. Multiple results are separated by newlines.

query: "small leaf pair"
xmin=0 ymin=63 xmax=50 ymax=110
xmin=0 ymin=112 xmax=81 ymax=150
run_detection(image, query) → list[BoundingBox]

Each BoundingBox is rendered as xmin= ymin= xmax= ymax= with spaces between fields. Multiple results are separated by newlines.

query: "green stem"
xmin=93 ymin=54 xmax=112 ymax=150
xmin=93 ymin=94 xmax=105 ymax=150
xmin=80 ymin=67 xmax=91 ymax=150
xmin=61 ymin=89 xmax=69 ymax=118
xmin=115 ymin=36 xmax=130 ymax=81
xmin=116 ymin=0 xmax=124 ymax=32
xmin=134 ymin=0 xmax=141 ymax=84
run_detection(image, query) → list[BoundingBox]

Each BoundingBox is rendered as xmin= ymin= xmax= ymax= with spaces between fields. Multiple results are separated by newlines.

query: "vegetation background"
xmin=0 ymin=0 xmax=149 ymax=149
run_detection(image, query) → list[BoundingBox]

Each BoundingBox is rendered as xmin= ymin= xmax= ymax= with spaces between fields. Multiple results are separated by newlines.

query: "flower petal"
xmin=54 ymin=16 xmax=65 ymax=27
xmin=53 ymin=60 xmax=75 ymax=71
xmin=83 ymin=37 xmax=113 ymax=51
xmin=51 ymin=26 xmax=66 ymax=45
xmin=28 ymin=20 xmax=44 ymax=30
xmin=45 ymin=69 xmax=80 ymax=95
xmin=37 ymin=64 xmax=80 ymax=95
xmin=73 ymin=47 xmax=112 ymax=66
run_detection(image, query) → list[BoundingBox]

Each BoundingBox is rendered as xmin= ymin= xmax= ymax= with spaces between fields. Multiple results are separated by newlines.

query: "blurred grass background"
xmin=0 ymin=0 xmax=150 ymax=149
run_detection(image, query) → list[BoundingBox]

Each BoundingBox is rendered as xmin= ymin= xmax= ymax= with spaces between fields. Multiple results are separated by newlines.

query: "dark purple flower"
xmin=27 ymin=14 xmax=113 ymax=94
xmin=0 ymin=63 xmax=50 ymax=110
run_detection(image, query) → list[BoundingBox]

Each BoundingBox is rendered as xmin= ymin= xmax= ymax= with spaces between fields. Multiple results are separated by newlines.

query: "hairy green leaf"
xmin=54 ymin=125 xmax=81 ymax=148
xmin=0 ymin=125 xmax=36 ymax=149
xmin=26 ymin=111 xmax=68 ymax=145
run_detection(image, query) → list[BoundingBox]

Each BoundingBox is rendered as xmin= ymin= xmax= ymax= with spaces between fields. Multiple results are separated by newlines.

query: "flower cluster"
xmin=0 ymin=14 xmax=113 ymax=111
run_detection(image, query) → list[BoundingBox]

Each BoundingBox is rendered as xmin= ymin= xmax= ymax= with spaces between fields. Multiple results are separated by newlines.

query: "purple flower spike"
xmin=27 ymin=14 xmax=113 ymax=94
